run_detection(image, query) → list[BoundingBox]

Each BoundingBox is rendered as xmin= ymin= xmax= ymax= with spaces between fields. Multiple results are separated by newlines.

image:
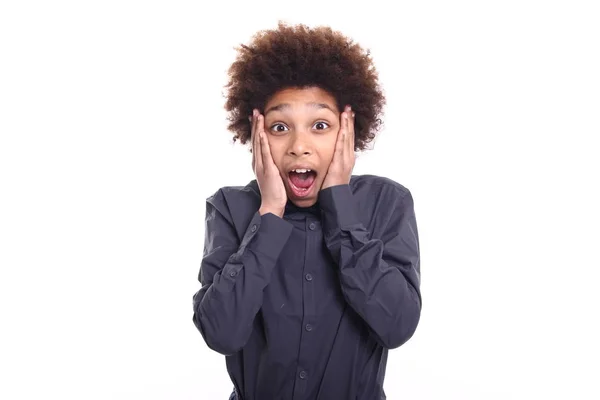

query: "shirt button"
xmin=230 ymin=271 xmax=237 ymax=277
xmin=251 ymin=224 xmax=257 ymax=232
xmin=299 ymin=370 xmax=307 ymax=379
xmin=305 ymin=324 xmax=312 ymax=331
xmin=305 ymin=273 xmax=313 ymax=281
xmin=309 ymin=222 xmax=316 ymax=230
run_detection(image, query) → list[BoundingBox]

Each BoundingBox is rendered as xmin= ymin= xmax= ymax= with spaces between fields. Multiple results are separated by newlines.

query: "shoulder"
xmin=350 ymin=174 xmax=412 ymax=201
xmin=207 ymin=179 xmax=260 ymax=205
xmin=205 ymin=180 xmax=261 ymax=226
xmin=348 ymin=174 xmax=416 ymax=235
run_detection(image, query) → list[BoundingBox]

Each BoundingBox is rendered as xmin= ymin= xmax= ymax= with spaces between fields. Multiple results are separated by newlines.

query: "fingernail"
xmin=253 ymin=109 xmax=258 ymax=116
xmin=352 ymin=112 xmax=355 ymax=117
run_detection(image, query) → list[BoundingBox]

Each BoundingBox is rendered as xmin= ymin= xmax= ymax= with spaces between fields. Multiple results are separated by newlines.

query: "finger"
xmin=250 ymin=112 xmax=255 ymax=169
xmin=343 ymin=110 xmax=348 ymax=153
xmin=343 ymin=109 xmax=350 ymax=145
xmin=252 ymin=110 xmax=260 ymax=170
xmin=259 ymin=115 xmax=273 ymax=170
xmin=334 ymin=111 xmax=346 ymax=160
xmin=349 ymin=107 xmax=355 ymax=153
xmin=262 ymin=139 xmax=278 ymax=174
xmin=256 ymin=114 xmax=265 ymax=173
xmin=252 ymin=109 xmax=259 ymax=145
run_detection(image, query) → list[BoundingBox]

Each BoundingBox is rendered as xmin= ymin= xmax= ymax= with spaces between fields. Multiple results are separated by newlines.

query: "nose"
xmin=288 ymin=131 xmax=313 ymax=156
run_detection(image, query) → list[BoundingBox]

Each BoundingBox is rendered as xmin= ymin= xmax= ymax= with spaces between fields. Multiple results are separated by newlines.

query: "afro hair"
xmin=223 ymin=21 xmax=386 ymax=152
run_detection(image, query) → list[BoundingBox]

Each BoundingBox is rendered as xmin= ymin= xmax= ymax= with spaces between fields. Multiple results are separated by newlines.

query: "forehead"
xmin=264 ymin=86 xmax=339 ymax=112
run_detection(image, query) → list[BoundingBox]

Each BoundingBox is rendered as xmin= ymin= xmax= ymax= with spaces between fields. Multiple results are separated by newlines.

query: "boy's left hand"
xmin=321 ymin=105 xmax=356 ymax=191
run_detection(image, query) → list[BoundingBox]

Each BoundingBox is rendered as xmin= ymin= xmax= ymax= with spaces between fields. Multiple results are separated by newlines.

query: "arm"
xmin=319 ymin=184 xmax=421 ymax=349
xmin=192 ymin=189 xmax=293 ymax=355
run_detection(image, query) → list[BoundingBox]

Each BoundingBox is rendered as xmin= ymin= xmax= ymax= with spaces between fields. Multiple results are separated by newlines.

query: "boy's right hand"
xmin=250 ymin=109 xmax=287 ymax=217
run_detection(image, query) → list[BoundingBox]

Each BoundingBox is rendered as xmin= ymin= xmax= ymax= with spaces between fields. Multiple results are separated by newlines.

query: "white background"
xmin=1 ymin=0 xmax=599 ymax=399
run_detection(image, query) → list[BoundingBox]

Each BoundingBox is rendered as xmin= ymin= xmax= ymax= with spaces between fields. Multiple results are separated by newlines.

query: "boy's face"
xmin=262 ymin=86 xmax=341 ymax=208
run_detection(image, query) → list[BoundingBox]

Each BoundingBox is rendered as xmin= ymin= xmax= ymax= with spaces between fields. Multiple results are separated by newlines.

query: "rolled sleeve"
xmin=319 ymin=183 xmax=421 ymax=349
xmin=193 ymin=191 xmax=294 ymax=355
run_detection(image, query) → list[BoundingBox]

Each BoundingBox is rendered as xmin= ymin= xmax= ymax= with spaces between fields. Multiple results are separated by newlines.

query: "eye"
xmin=270 ymin=123 xmax=289 ymax=133
xmin=313 ymin=121 xmax=330 ymax=130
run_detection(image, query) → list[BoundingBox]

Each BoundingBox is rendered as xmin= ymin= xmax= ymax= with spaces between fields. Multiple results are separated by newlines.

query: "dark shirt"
xmin=192 ymin=174 xmax=422 ymax=400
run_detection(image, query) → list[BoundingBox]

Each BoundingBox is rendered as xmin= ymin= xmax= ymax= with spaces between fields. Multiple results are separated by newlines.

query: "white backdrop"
xmin=1 ymin=0 xmax=599 ymax=399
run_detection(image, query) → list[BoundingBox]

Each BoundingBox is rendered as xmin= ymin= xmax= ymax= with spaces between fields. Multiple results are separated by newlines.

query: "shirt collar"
xmin=285 ymin=197 xmax=321 ymax=217
xmin=249 ymin=179 xmax=321 ymax=217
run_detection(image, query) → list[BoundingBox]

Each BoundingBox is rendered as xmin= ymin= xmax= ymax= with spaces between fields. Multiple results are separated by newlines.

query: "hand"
xmin=321 ymin=105 xmax=356 ymax=191
xmin=250 ymin=109 xmax=287 ymax=216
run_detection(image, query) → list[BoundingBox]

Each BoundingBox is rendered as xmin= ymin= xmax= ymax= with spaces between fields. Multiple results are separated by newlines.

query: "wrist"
xmin=259 ymin=206 xmax=284 ymax=218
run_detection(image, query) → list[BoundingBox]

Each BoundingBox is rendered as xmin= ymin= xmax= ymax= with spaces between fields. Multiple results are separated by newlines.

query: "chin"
xmin=291 ymin=198 xmax=318 ymax=208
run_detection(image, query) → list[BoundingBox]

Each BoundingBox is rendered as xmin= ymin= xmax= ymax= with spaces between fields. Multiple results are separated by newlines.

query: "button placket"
xmin=294 ymin=216 xmax=317 ymax=395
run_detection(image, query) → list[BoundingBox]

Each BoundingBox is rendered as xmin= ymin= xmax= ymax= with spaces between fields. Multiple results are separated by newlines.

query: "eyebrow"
xmin=264 ymin=102 xmax=336 ymax=116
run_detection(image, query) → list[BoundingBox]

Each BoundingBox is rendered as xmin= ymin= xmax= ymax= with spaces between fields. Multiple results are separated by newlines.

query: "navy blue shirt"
xmin=192 ymin=174 xmax=421 ymax=400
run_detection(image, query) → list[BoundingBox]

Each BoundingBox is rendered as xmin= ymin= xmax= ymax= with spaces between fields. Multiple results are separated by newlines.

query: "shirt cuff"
xmin=241 ymin=211 xmax=294 ymax=263
xmin=318 ymin=184 xmax=362 ymax=235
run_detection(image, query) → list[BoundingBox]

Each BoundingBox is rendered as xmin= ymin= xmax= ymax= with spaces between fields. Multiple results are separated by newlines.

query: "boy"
xmin=192 ymin=22 xmax=421 ymax=400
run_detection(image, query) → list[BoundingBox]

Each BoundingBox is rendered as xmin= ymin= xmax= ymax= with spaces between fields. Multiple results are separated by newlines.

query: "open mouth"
xmin=288 ymin=169 xmax=317 ymax=198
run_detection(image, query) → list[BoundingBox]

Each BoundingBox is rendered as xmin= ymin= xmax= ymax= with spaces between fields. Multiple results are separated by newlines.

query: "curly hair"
xmin=224 ymin=21 xmax=386 ymax=152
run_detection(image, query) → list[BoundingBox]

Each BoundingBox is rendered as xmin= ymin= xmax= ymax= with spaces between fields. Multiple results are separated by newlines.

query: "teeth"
xmin=291 ymin=168 xmax=311 ymax=173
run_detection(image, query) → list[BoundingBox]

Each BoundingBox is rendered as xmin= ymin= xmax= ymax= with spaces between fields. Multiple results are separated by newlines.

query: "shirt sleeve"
xmin=318 ymin=183 xmax=422 ymax=349
xmin=192 ymin=189 xmax=294 ymax=355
